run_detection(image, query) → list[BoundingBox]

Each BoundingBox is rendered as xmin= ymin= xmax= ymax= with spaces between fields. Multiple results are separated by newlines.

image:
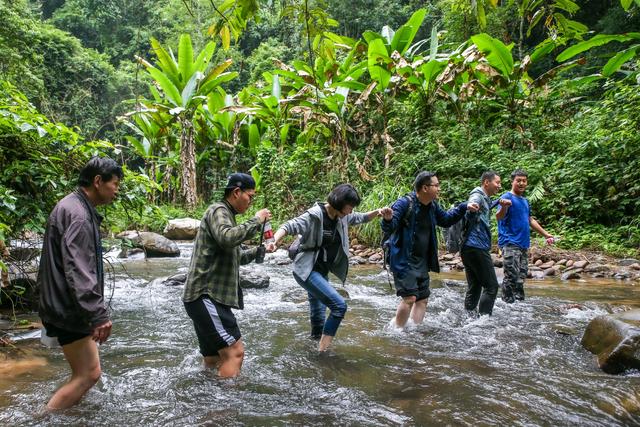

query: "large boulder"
xmin=163 ymin=218 xmax=201 ymax=240
xmin=581 ymin=309 xmax=640 ymax=374
xmin=117 ymin=231 xmax=180 ymax=257
xmin=160 ymin=268 xmax=269 ymax=289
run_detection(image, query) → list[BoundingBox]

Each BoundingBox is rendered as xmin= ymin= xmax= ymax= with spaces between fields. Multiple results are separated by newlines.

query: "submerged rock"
xmin=581 ymin=309 xmax=640 ymax=374
xmin=160 ymin=269 xmax=270 ymax=290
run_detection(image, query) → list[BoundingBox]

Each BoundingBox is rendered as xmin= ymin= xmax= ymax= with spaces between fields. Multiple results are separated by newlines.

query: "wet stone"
xmin=539 ymin=261 xmax=555 ymax=269
xmin=584 ymin=264 xmax=610 ymax=273
xmin=543 ymin=267 xmax=557 ymax=277
xmin=566 ymin=260 xmax=574 ymax=268
xmin=619 ymin=258 xmax=640 ymax=267
xmin=349 ymin=256 xmax=367 ymax=265
xmin=581 ymin=309 xmax=640 ymax=374
xmin=556 ymin=259 xmax=568 ymax=266
xmin=573 ymin=260 xmax=589 ymax=269
xmin=561 ymin=271 xmax=581 ymax=280
xmin=534 ymin=259 xmax=543 ymax=266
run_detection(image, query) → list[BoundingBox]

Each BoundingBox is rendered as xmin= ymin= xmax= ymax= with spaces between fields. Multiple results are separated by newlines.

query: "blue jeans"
xmin=294 ymin=271 xmax=347 ymax=337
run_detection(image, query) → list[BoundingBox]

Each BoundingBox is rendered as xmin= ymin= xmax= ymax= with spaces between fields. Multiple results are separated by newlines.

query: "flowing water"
xmin=2 ymin=243 xmax=640 ymax=426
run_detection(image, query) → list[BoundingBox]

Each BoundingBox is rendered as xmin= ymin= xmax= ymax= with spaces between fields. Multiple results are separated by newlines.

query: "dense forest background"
xmin=1 ymin=0 xmax=639 ymax=266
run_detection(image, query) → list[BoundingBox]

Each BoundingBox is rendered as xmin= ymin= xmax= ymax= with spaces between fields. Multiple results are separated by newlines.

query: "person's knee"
xmin=402 ymin=295 xmax=417 ymax=305
xmin=333 ymin=299 xmax=347 ymax=318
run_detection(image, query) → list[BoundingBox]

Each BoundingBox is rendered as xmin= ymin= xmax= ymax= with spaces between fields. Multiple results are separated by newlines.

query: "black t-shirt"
xmin=412 ymin=202 xmax=432 ymax=259
xmin=313 ymin=204 xmax=342 ymax=276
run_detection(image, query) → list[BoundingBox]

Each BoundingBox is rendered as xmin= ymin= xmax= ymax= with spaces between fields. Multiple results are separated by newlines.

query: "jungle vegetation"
xmin=1 ymin=0 xmax=639 ymax=274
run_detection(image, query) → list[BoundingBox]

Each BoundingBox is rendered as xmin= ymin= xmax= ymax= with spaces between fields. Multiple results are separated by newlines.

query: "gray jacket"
xmin=37 ymin=189 xmax=108 ymax=333
xmin=279 ymin=203 xmax=370 ymax=283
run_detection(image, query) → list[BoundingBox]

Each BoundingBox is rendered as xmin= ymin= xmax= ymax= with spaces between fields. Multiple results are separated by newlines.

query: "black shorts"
xmin=393 ymin=270 xmax=431 ymax=301
xmin=42 ymin=322 xmax=91 ymax=346
xmin=183 ymin=295 xmax=242 ymax=357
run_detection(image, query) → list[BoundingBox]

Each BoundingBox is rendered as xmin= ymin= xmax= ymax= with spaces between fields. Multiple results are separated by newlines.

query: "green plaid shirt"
xmin=182 ymin=200 xmax=260 ymax=308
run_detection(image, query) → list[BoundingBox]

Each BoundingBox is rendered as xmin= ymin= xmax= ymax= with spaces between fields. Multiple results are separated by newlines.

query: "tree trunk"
xmin=180 ymin=118 xmax=198 ymax=210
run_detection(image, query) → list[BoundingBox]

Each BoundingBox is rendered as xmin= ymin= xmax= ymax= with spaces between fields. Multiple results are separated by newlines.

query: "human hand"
xmin=380 ymin=207 xmax=393 ymax=221
xmin=546 ymin=236 xmax=559 ymax=245
xmin=467 ymin=202 xmax=480 ymax=212
xmin=498 ymin=198 xmax=512 ymax=207
xmin=254 ymin=208 xmax=271 ymax=224
xmin=266 ymin=242 xmax=277 ymax=253
xmin=92 ymin=320 xmax=112 ymax=344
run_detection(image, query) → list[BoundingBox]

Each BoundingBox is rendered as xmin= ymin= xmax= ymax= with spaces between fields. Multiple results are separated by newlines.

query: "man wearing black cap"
xmin=183 ymin=173 xmax=271 ymax=377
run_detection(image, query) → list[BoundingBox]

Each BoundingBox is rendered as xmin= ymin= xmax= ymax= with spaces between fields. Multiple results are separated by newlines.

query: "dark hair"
xmin=78 ymin=157 xmax=123 ymax=187
xmin=413 ymin=171 xmax=437 ymax=192
xmin=510 ymin=169 xmax=528 ymax=180
xmin=327 ymin=183 xmax=361 ymax=211
xmin=223 ymin=172 xmax=255 ymax=197
xmin=481 ymin=170 xmax=498 ymax=183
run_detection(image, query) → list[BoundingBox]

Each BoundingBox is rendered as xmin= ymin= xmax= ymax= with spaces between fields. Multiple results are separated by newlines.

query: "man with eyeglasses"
xmin=183 ymin=172 xmax=271 ymax=377
xmin=381 ymin=171 xmax=479 ymax=329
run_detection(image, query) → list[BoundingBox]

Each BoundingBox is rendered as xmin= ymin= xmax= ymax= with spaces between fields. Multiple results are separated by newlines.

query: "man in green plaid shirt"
xmin=183 ymin=173 xmax=271 ymax=377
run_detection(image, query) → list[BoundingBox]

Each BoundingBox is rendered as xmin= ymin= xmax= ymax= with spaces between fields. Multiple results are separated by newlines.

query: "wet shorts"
xmin=183 ymin=295 xmax=241 ymax=356
xmin=393 ymin=270 xmax=431 ymax=301
xmin=42 ymin=322 xmax=90 ymax=346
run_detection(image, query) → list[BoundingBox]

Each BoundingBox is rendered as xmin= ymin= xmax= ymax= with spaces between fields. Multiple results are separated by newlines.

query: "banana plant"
xmin=134 ymin=34 xmax=237 ymax=209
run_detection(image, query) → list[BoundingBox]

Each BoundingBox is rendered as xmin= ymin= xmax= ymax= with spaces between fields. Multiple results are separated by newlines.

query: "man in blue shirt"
xmin=461 ymin=171 xmax=510 ymax=316
xmin=496 ymin=169 xmax=555 ymax=303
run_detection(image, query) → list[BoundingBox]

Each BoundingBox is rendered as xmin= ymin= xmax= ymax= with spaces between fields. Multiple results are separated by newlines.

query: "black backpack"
xmin=444 ymin=212 xmax=472 ymax=254
xmin=444 ymin=199 xmax=500 ymax=253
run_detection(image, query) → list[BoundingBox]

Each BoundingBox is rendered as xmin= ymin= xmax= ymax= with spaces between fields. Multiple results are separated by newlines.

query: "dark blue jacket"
xmin=381 ymin=192 xmax=467 ymax=277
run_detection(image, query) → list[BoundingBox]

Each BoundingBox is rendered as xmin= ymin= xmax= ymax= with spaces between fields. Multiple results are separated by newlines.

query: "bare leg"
xmin=318 ymin=334 xmax=333 ymax=352
xmin=216 ymin=340 xmax=244 ymax=378
xmin=203 ymin=355 xmax=221 ymax=370
xmin=395 ymin=296 xmax=416 ymax=328
xmin=47 ymin=336 xmax=101 ymax=410
xmin=410 ymin=298 xmax=428 ymax=325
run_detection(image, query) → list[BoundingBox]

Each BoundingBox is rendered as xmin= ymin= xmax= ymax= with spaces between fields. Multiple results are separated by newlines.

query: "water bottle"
xmin=263 ymin=221 xmax=275 ymax=244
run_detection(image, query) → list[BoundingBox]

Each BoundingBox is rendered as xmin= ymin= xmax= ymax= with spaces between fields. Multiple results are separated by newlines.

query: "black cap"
xmin=225 ymin=173 xmax=256 ymax=191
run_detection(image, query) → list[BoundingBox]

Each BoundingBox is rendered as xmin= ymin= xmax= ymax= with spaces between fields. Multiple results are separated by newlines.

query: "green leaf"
xmin=193 ymin=41 xmax=216 ymax=74
xmin=391 ymin=9 xmax=427 ymax=55
xmin=181 ymin=71 xmax=204 ymax=107
xmin=602 ymin=45 xmax=639 ymax=77
xmin=178 ymin=34 xmax=194 ymax=86
xmin=147 ymin=67 xmax=182 ymax=106
xmin=530 ymin=39 xmax=556 ymax=63
xmin=150 ymin=38 xmax=179 ymax=84
xmin=248 ymin=123 xmax=260 ymax=154
xmin=620 ymin=0 xmax=632 ymax=9
xmin=421 ymin=59 xmax=446 ymax=91
xmin=471 ymin=33 xmax=514 ymax=76
xmin=367 ymin=38 xmax=391 ymax=90
xmin=280 ymin=124 xmax=290 ymax=145
xmin=556 ymin=33 xmax=640 ymax=62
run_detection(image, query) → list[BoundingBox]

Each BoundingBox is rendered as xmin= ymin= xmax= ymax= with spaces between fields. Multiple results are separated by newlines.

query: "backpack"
xmin=444 ymin=199 xmax=500 ymax=253
xmin=381 ymin=194 xmax=414 ymax=269
xmin=444 ymin=212 xmax=472 ymax=254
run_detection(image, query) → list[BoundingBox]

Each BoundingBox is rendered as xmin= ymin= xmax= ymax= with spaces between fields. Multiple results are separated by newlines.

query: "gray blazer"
xmin=279 ymin=203 xmax=370 ymax=283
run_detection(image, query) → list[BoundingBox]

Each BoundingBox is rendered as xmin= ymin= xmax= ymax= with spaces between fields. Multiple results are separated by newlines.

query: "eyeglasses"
xmin=241 ymin=189 xmax=256 ymax=201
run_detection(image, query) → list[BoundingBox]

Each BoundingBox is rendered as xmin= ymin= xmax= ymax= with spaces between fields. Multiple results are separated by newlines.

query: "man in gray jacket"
xmin=460 ymin=171 xmax=509 ymax=316
xmin=37 ymin=157 xmax=122 ymax=410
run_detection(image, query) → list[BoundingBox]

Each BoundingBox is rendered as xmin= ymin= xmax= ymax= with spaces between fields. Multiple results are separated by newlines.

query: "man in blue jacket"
xmin=381 ymin=171 xmax=478 ymax=329
xmin=460 ymin=171 xmax=510 ymax=317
